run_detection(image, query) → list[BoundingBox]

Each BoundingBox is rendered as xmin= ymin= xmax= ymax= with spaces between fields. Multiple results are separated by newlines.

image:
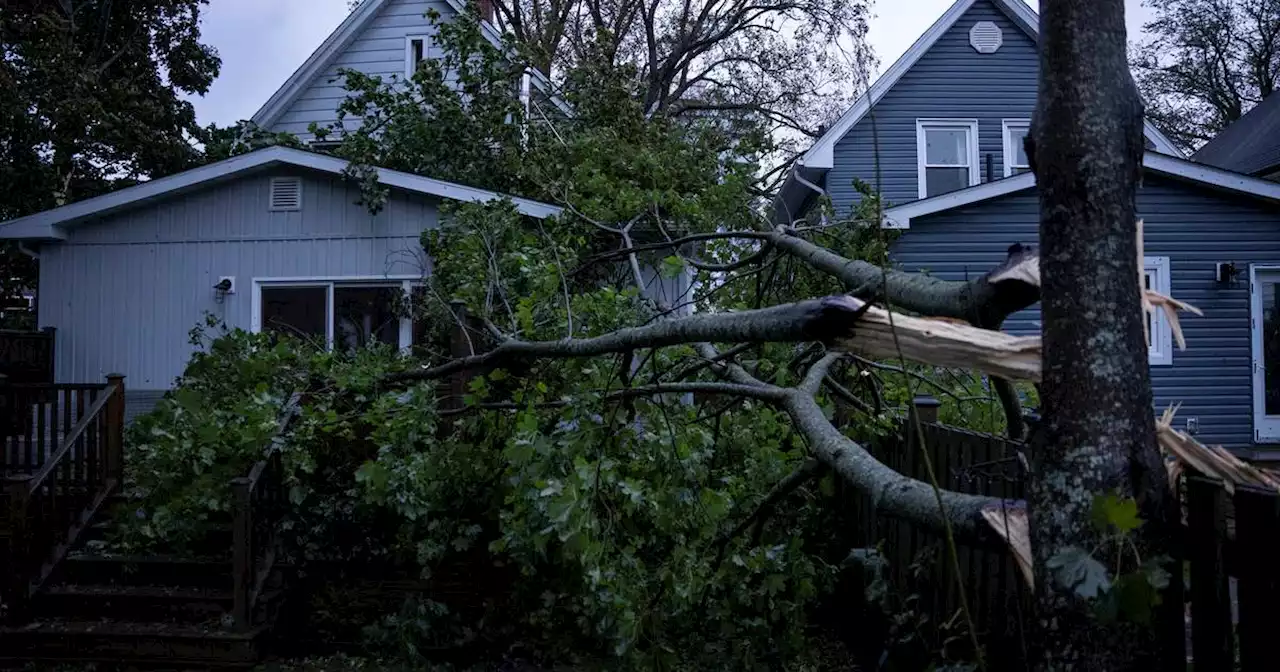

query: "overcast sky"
xmin=188 ymin=0 xmax=1155 ymax=128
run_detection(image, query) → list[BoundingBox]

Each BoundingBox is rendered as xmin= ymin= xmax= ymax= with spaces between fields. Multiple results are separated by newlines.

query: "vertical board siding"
xmin=38 ymin=169 xmax=436 ymax=411
xmin=892 ymin=174 xmax=1280 ymax=450
xmin=269 ymin=0 xmax=452 ymax=138
xmin=827 ymin=0 xmax=1040 ymax=215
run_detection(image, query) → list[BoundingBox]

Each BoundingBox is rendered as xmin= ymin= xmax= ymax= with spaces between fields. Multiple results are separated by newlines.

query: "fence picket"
xmin=1187 ymin=475 xmax=1234 ymax=670
xmin=1233 ymin=484 xmax=1280 ymax=671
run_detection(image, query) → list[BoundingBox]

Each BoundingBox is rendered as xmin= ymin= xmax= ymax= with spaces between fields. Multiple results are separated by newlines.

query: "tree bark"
xmin=1030 ymin=0 xmax=1180 ymax=667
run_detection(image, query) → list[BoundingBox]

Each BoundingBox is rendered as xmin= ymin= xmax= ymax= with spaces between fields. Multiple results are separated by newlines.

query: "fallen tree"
xmin=386 ymin=0 xmax=1187 ymax=666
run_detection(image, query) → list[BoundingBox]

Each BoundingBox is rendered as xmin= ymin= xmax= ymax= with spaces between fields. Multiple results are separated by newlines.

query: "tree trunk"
xmin=1029 ymin=0 xmax=1181 ymax=668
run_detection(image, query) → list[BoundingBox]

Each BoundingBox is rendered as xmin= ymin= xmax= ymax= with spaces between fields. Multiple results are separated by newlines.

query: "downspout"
xmin=788 ymin=166 xmax=827 ymax=227
xmin=17 ymin=242 xmax=38 ymax=260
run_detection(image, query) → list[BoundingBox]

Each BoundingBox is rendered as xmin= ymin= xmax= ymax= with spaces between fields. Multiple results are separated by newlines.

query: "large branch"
xmin=781 ymin=390 xmax=1006 ymax=540
xmin=765 ymin=233 xmax=1042 ymax=326
xmin=388 ymin=295 xmax=1043 ymax=385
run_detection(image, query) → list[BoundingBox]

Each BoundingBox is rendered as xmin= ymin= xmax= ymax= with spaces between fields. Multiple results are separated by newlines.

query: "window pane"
xmin=1010 ymin=166 xmax=1031 ymax=175
xmin=925 ymin=167 xmax=970 ymax=197
xmin=261 ymin=287 xmax=327 ymax=343
xmin=334 ymin=286 xmax=401 ymax=352
xmin=1009 ymin=127 xmax=1029 ymax=167
xmin=925 ymin=128 xmax=969 ymax=165
xmin=1263 ymin=280 xmax=1280 ymax=415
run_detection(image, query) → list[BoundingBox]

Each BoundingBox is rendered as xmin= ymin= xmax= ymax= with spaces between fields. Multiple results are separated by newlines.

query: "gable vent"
xmin=269 ymin=177 xmax=302 ymax=211
xmin=969 ymin=21 xmax=1003 ymax=54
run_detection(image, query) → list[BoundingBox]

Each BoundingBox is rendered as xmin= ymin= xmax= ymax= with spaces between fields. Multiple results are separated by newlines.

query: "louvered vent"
xmin=969 ymin=21 xmax=1003 ymax=54
xmin=269 ymin=177 xmax=302 ymax=211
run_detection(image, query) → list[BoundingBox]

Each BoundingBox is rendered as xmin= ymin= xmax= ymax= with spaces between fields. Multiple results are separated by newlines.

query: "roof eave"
xmin=882 ymin=152 xmax=1280 ymax=228
xmin=0 ymin=146 xmax=564 ymax=239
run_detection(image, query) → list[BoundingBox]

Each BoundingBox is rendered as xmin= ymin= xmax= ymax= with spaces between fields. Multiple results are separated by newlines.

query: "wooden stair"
xmin=0 ymin=501 xmax=288 ymax=669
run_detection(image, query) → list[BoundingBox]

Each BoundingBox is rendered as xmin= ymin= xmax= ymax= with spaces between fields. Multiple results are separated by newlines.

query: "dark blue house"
xmin=776 ymin=0 xmax=1280 ymax=456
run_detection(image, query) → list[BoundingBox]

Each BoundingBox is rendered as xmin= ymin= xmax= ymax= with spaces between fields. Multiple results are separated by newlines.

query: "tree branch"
xmin=766 ymin=233 xmax=1041 ymax=326
xmin=781 ymin=390 xmax=1005 ymax=540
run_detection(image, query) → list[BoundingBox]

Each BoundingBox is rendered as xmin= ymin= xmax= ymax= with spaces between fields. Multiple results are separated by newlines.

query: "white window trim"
xmin=250 ymin=275 xmax=421 ymax=352
xmin=1002 ymin=119 xmax=1031 ymax=177
xmin=916 ymin=119 xmax=981 ymax=199
xmin=404 ymin=35 xmax=432 ymax=79
xmin=1144 ymin=257 xmax=1172 ymax=366
xmin=1250 ymin=265 xmax=1280 ymax=442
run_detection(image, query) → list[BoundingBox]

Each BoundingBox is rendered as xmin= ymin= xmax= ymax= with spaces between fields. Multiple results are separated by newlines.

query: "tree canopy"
xmin=1132 ymin=0 xmax=1280 ymax=152
xmin=0 ymin=0 xmax=221 ymax=311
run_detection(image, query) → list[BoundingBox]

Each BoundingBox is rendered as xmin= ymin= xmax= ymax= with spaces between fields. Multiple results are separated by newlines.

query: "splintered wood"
xmin=824 ymin=296 xmax=1043 ymax=382
xmin=1156 ymin=406 xmax=1280 ymax=493
xmin=981 ymin=504 xmax=1034 ymax=588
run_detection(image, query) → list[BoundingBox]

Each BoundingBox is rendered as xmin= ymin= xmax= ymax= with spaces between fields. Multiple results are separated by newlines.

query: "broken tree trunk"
xmin=1029 ymin=0 xmax=1182 ymax=668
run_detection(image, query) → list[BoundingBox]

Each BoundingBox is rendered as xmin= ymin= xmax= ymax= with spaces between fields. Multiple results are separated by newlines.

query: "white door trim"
xmin=1250 ymin=264 xmax=1280 ymax=443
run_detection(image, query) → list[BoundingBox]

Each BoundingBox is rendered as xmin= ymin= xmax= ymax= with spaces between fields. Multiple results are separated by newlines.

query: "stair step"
xmin=0 ymin=619 xmax=266 ymax=668
xmin=76 ymin=519 xmax=234 ymax=553
xmin=53 ymin=553 xmax=232 ymax=590
xmin=33 ymin=584 xmax=235 ymax=623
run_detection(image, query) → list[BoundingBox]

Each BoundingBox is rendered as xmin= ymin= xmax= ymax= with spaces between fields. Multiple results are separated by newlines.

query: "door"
xmin=1251 ymin=266 xmax=1280 ymax=441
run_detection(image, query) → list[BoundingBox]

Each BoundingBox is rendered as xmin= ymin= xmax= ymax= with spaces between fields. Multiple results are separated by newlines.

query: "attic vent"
xmin=269 ymin=177 xmax=302 ymax=211
xmin=969 ymin=21 xmax=1003 ymax=54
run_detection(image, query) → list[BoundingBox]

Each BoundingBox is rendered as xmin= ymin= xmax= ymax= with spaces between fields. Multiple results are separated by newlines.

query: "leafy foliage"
xmin=0 ymin=0 xmax=221 ymax=297
xmin=1132 ymin=0 xmax=1280 ymax=153
xmin=1045 ymin=492 xmax=1172 ymax=626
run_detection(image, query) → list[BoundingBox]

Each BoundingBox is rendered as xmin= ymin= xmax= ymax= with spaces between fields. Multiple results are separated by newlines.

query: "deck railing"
xmin=1 ymin=375 xmax=125 ymax=618
xmin=230 ymin=395 xmax=299 ymax=631
xmin=2 ymin=382 xmax=112 ymax=474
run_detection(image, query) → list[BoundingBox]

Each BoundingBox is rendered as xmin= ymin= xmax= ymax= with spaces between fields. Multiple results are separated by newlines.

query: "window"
xmin=1002 ymin=120 xmax=1031 ymax=176
xmin=916 ymin=120 xmax=980 ymax=198
xmin=253 ymin=278 xmax=420 ymax=353
xmin=1144 ymin=257 xmax=1172 ymax=366
xmin=405 ymin=35 xmax=432 ymax=78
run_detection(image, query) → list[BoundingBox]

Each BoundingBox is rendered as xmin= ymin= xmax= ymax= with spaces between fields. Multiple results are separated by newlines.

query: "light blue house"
xmin=0 ymin=1 xmax=684 ymax=419
xmin=776 ymin=0 xmax=1280 ymax=456
xmin=0 ymin=148 xmax=564 ymax=418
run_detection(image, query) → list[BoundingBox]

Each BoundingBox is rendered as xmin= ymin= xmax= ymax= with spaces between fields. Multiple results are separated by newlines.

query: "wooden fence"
xmin=838 ymin=399 xmax=1031 ymax=668
xmin=851 ymin=400 xmax=1280 ymax=671
xmin=1184 ymin=473 xmax=1280 ymax=671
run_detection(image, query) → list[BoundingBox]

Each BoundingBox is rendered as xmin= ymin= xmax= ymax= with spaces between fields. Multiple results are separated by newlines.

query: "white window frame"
xmin=1002 ymin=119 xmax=1031 ymax=177
xmin=404 ymin=35 xmax=432 ymax=78
xmin=916 ymin=119 xmax=981 ymax=199
xmin=250 ymin=276 xmax=421 ymax=352
xmin=1144 ymin=257 xmax=1172 ymax=366
xmin=1250 ymin=265 xmax=1280 ymax=442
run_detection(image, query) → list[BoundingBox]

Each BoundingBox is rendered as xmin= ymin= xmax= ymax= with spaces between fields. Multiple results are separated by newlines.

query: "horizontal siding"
xmin=39 ymin=171 xmax=436 ymax=404
xmin=268 ymin=0 xmax=452 ymax=140
xmin=828 ymin=0 xmax=1039 ymax=214
xmin=893 ymin=174 xmax=1280 ymax=450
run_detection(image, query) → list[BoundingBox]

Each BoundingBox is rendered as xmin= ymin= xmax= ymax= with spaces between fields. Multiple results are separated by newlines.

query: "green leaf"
xmin=660 ymin=255 xmax=686 ymax=279
xmin=1091 ymin=492 xmax=1143 ymax=534
xmin=1046 ymin=545 xmax=1111 ymax=599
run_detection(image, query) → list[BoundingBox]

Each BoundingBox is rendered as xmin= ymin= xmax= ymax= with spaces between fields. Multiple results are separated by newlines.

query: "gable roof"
xmin=250 ymin=0 xmax=570 ymax=131
xmin=800 ymin=0 xmax=1181 ymax=171
xmin=1192 ymin=92 xmax=1280 ymax=176
xmin=882 ymin=151 xmax=1280 ymax=228
xmin=0 ymin=146 xmax=563 ymax=241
